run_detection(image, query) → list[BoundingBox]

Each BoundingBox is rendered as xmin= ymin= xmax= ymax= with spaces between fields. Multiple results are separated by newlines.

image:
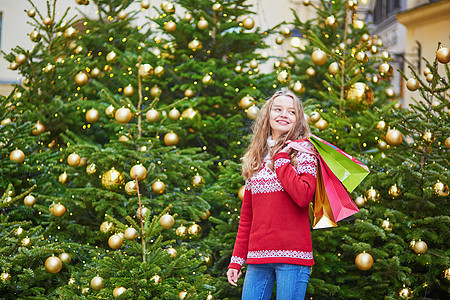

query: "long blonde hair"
xmin=242 ymin=89 xmax=310 ymax=179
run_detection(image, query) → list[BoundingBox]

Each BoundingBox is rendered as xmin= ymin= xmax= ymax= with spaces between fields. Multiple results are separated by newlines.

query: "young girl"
xmin=227 ymin=89 xmax=317 ymax=299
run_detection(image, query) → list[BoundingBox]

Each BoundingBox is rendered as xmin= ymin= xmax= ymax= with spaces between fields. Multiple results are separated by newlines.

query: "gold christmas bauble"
xmin=381 ymin=219 xmax=392 ymax=231
xmin=188 ymin=39 xmax=202 ymax=51
xmin=376 ymin=120 xmax=386 ymax=131
xmin=422 ymin=130 xmax=435 ymax=143
xmin=354 ymin=196 xmax=365 ymax=208
xmin=100 ymin=221 xmax=114 ymax=233
xmin=105 ymin=105 xmax=116 ymax=117
xmin=366 ymin=187 xmax=380 ymax=201
xmin=152 ymin=180 xmax=166 ymax=194
xmin=168 ymin=108 xmax=180 ymax=120
xmin=90 ymin=276 xmax=104 ymax=291
xmin=123 ymin=84 xmax=135 ymax=97
xmin=175 ymin=225 xmax=188 ymax=238
xmin=130 ymin=164 xmax=147 ymax=181
xmin=182 ymin=107 xmax=199 ymax=119
xmin=234 ymin=65 xmax=243 ymax=73
xmin=355 ymin=252 xmax=373 ymax=271
xmin=1 ymin=272 xmax=11 ymax=282
xmin=45 ymin=256 xmax=62 ymax=273
xmin=406 ymin=78 xmax=419 ymax=91
xmin=355 ymin=51 xmax=368 ymax=63
xmin=399 ymin=286 xmax=412 ymax=299
xmin=212 ymin=3 xmax=222 ymax=11
xmin=9 ymin=61 xmax=19 ymax=70
xmin=24 ymin=195 xmax=36 ymax=207
xmin=238 ymin=185 xmax=245 ymax=201
xmin=347 ymin=0 xmax=358 ymax=10
xmin=160 ymin=214 xmax=175 ymax=229
xmin=52 ymin=203 xmax=66 ymax=217
xmin=445 ymin=137 xmax=450 ymax=149
xmin=179 ymin=291 xmax=188 ymax=299
xmin=125 ymin=181 xmax=138 ymax=195
xmin=21 ymin=237 xmax=32 ymax=247
xmin=200 ymin=210 xmax=210 ymax=220
xmin=150 ymin=274 xmax=162 ymax=284
xmin=139 ymin=64 xmax=153 ymax=79
xmin=191 ymin=174 xmax=205 ymax=187
xmin=165 ymin=20 xmax=177 ymax=33
xmin=436 ymin=47 xmax=450 ymax=64
xmin=30 ymin=30 xmax=41 ymax=42
xmin=59 ymin=252 xmax=71 ymax=264
xmin=310 ymin=112 xmax=321 ymax=123
xmin=188 ymin=224 xmax=202 ymax=239
xmin=385 ymin=87 xmax=395 ymax=98
xmin=59 ymin=172 xmax=69 ymax=185
xmin=345 ymin=82 xmax=374 ymax=110
xmin=249 ymin=58 xmax=258 ymax=69
xmin=434 ymin=180 xmax=449 ymax=196
xmin=277 ymin=70 xmax=290 ymax=84
xmin=183 ymin=11 xmax=193 ymax=22
xmin=86 ymin=163 xmax=97 ymax=175
xmin=303 ymin=0 xmax=311 ymax=5
xmin=304 ymin=113 xmax=311 ymax=125
xmin=106 ymin=51 xmax=117 ymax=63
xmin=64 ymin=27 xmax=77 ymax=39
xmin=328 ymin=62 xmax=339 ymax=75
xmin=281 ymin=27 xmax=291 ymax=38
xmin=286 ymin=56 xmax=295 ymax=66
xmin=239 ymin=95 xmax=254 ymax=109
xmin=413 ymin=240 xmax=427 ymax=254
xmin=67 ymin=153 xmax=81 ymax=167
xmin=164 ymin=132 xmax=179 ymax=146
xmin=202 ymin=74 xmax=213 ymax=85
xmin=150 ymin=85 xmax=162 ymax=98
xmin=146 ymin=109 xmax=159 ymax=122
xmin=161 ymin=1 xmax=175 ymax=13
xmin=426 ymin=73 xmax=433 ymax=82
xmin=444 ymin=268 xmax=450 ymax=280
xmin=167 ymin=247 xmax=177 ymax=257
xmin=101 ymin=168 xmax=125 ymax=191
xmin=242 ymin=17 xmax=255 ymax=30
xmin=275 ymin=36 xmax=284 ymax=45
xmin=141 ymin=0 xmax=150 ymax=9
xmin=353 ymin=20 xmax=364 ymax=29
xmin=372 ymin=75 xmax=379 ymax=84
xmin=108 ymin=234 xmax=123 ymax=249
xmin=306 ymin=67 xmax=316 ymax=77
xmin=423 ymin=67 xmax=432 ymax=76
xmin=311 ymin=50 xmax=327 ymax=66
xmin=184 ymin=88 xmax=195 ymax=98
xmin=315 ymin=119 xmax=328 ymax=131
xmin=370 ymin=45 xmax=378 ymax=54
xmin=115 ymin=107 xmax=132 ymax=124
xmin=91 ymin=67 xmax=101 ymax=77
xmin=14 ymin=227 xmax=24 ymax=236
xmin=388 ymin=184 xmax=401 ymax=197
xmin=325 ymin=15 xmax=336 ymax=27
xmin=44 ymin=63 xmax=55 ymax=73
xmin=377 ymin=140 xmax=388 ymax=151
xmin=386 ymin=129 xmax=403 ymax=146
xmin=247 ymin=105 xmax=260 ymax=120
xmin=292 ymin=81 xmax=305 ymax=95
xmin=117 ymin=11 xmax=128 ymax=20
xmin=124 ymin=227 xmax=138 ymax=240
xmin=75 ymin=72 xmax=88 ymax=86
xmin=379 ymin=63 xmax=393 ymax=79
xmin=10 ymin=149 xmax=25 ymax=163
xmin=113 ymin=287 xmax=127 ymax=298
xmin=155 ymin=66 xmax=166 ymax=77
xmin=27 ymin=9 xmax=36 ymax=17
xmin=32 ymin=121 xmax=45 ymax=135
xmin=16 ymin=53 xmax=27 ymax=64
xmin=197 ymin=19 xmax=209 ymax=30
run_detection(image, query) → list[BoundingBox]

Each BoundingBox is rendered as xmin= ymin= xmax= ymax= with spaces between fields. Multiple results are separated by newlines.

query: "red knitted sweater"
xmin=228 ymin=141 xmax=318 ymax=271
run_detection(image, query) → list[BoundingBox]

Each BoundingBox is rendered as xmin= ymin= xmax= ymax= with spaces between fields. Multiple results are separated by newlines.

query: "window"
xmin=373 ymin=0 xmax=403 ymax=24
xmin=0 ymin=12 xmax=3 ymax=50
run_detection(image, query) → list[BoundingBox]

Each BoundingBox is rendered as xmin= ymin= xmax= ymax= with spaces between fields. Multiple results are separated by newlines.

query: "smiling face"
xmin=269 ymin=95 xmax=297 ymax=140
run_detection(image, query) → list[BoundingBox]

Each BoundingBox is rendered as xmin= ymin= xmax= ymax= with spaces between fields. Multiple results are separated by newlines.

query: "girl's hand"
xmin=278 ymin=140 xmax=292 ymax=153
xmin=226 ymin=268 xmax=242 ymax=286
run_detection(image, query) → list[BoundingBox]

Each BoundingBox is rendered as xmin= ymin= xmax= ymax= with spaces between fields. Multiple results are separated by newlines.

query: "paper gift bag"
xmin=313 ymin=165 xmax=338 ymax=229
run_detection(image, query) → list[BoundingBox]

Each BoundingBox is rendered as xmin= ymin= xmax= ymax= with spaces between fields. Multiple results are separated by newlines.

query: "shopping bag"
xmin=313 ymin=165 xmax=338 ymax=229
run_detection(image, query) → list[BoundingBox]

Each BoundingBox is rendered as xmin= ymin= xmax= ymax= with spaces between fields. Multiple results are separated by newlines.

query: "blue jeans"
xmin=242 ymin=263 xmax=311 ymax=300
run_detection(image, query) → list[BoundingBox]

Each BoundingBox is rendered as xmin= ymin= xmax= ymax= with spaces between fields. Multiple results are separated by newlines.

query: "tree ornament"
xmin=188 ymin=224 xmax=202 ymax=239
xmin=124 ymin=227 xmax=138 ymax=240
xmin=90 ymin=276 xmax=104 ymax=291
xmin=32 ymin=121 xmax=45 ymax=135
xmin=197 ymin=19 xmax=209 ymax=30
xmin=150 ymin=85 xmax=162 ymax=98
xmin=139 ymin=64 xmax=153 ymax=79
xmin=325 ymin=15 xmax=337 ymax=27
xmin=200 ymin=210 xmax=210 ymax=220
xmin=379 ymin=63 xmax=393 ymax=79
xmin=378 ymin=140 xmax=388 ymax=151
xmin=444 ymin=268 xmax=450 ymax=280
xmin=399 ymin=286 xmax=413 ymax=299
xmin=303 ymin=0 xmax=311 ymax=5
xmin=434 ymin=180 xmax=449 ymax=196
xmin=161 ymin=1 xmax=175 ymax=13
xmin=64 ymin=26 xmax=77 ymax=38
xmin=289 ymin=81 xmax=305 ymax=96
xmin=59 ymin=172 xmax=69 ymax=185
xmin=328 ymin=62 xmax=339 ymax=75
xmin=1 ymin=272 xmax=11 ymax=282
xmin=115 ymin=107 xmax=132 ymax=124
xmin=347 ymin=0 xmax=358 ymax=10
xmin=85 ymin=108 xmax=100 ymax=123
xmin=168 ymin=108 xmax=180 ymax=120
xmin=108 ymin=234 xmax=123 ymax=249
xmin=100 ymin=221 xmax=114 ymax=233
xmin=75 ymin=0 xmax=90 ymax=4
xmin=117 ymin=10 xmax=128 ymax=20
xmin=184 ymin=88 xmax=195 ymax=98
xmin=89 ymin=67 xmax=100 ymax=78
xmin=86 ymin=163 xmax=97 ymax=175
xmin=406 ymin=78 xmax=419 ymax=91
xmin=376 ymin=120 xmax=386 ymax=131
xmin=27 ymin=8 xmax=36 ymax=17
xmin=106 ymin=51 xmax=117 ymax=63
xmin=30 ymin=30 xmax=41 ymax=42
xmin=14 ymin=227 xmax=24 ymax=236
xmin=45 ymin=256 xmax=62 ymax=273
xmin=286 ymin=56 xmax=295 ymax=66
xmin=152 ymin=180 xmax=165 ymax=194
xmin=10 ymin=149 xmax=25 ymax=163
xmin=160 ymin=214 xmax=175 ymax=229
xmin=125 ymin=181 xmax=138 ymax=195
xmin=9 ymin=61 xmax=19 ymax=70
xmin=52 ymin=203 xmax=66 ymax=217
xmin=385 ymin=87 xmax=395 ymax=98
xmin=345 ymin=82 xmax=374 ymax=110
xmin=113 ymin=287 xmax=127 ymax=298
xmin=188 ymin=39 xmax=202 ymax=51
xmin=15 ymin=53 xmax=27 ymax=65
xmin=163 ymin=247 xmax=177 ymax=258
xmin=141 ymin=0 xmax=150 ymax=9
xmin=355 ymin=252 xmax=373 ymax=271
xmin=123 ymin=85 xmax=135 ymax=97
xmin=21 ymin=237 xmax=32 ymax=247
xmin=242 ymin=17 xmax=255 ymax=30
xmin=422 ymin=130 xmax=435 ymax=143
xmin=436 ymin=47 xmax=450 ymax=64
xmin=191 ymin=174 xmax=205 ymax=187
xmin=426 ymin=73 xmax=433 ymax=82
xmin=306 ymin=67 xmax=316 ymax=77
xmin=101 ymin=168 xmax=125 ymax=191
xmin=59 ymin=252 xmax=71 ymax=264
xmin=445 ymin=137 xmax=450 ymax=149
xmin=249 ymin=58 xmax=258 ymax=69
xmin=175 ymin=225 xmax=188 ymax=238
xmin=130 ymin=164 xmax=147 ymax=181
xmin=275 ymin=36 xmax=284 ymax=45
xmin=238 ymin=186 xmax=246 ymax=201
xmin=104 ymin=105 xmax=115 ymax=118
xmin=381 ymin=219 xmax=393 ymax=231
xmin=355 ymin=51 xmax=368 ymax=63
xmin=24 ymin=195 xmax=36 ymax=207
xmin=67 ymin=153 xmax=81 ymax=167
xmin=413 ymin=240 xmax=427 ymax=254
xmin=183 ymin=11 xmax=193 ymax=22
xmin=234 ymin=65 xmax=243 ymax=73
xmin=75 ymin=72 xmax=88 ymax=86
xmin=353 ymin=20 xmax=364 ymax=29
xmin=44 ymin=63 xmax=55 ymax=73
xmin=42 ymin=16 xmax=52 ymax=26
xmin=164 ymin=132 xmax=179 ymax=146
xmin=354 ymin=196 xmax=365 ymax=208
xmin=366 ymin=187 xmax=380 ymax=201
xmin=182 ymin=107 xmax=199 ymax=119
xmin=247 ymin=105 xmax=260 ymax=120
xmin=386 ymin=129 xmax=403 ymax=146
xmin=310 ymin=112 xmax=321 ymax=123
xmin=315 ymin=119 xmax=328 ymax=131
xmin=277 ymin=70 xmax=290 ymax=84
xmin=165 ymin=20 xmax=177 ymax=32
xmin=1 ymin=118 xmax=11 ymax=126
xmin=311 ymin=50 xmax=327 ymax=66
xmin=146 ymin=109 xmax=159 ymax=122
xmin=202 ymin=74 xmax=213 ymax=85
xmin=370 ymin=45 xmax=378 ymax=54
